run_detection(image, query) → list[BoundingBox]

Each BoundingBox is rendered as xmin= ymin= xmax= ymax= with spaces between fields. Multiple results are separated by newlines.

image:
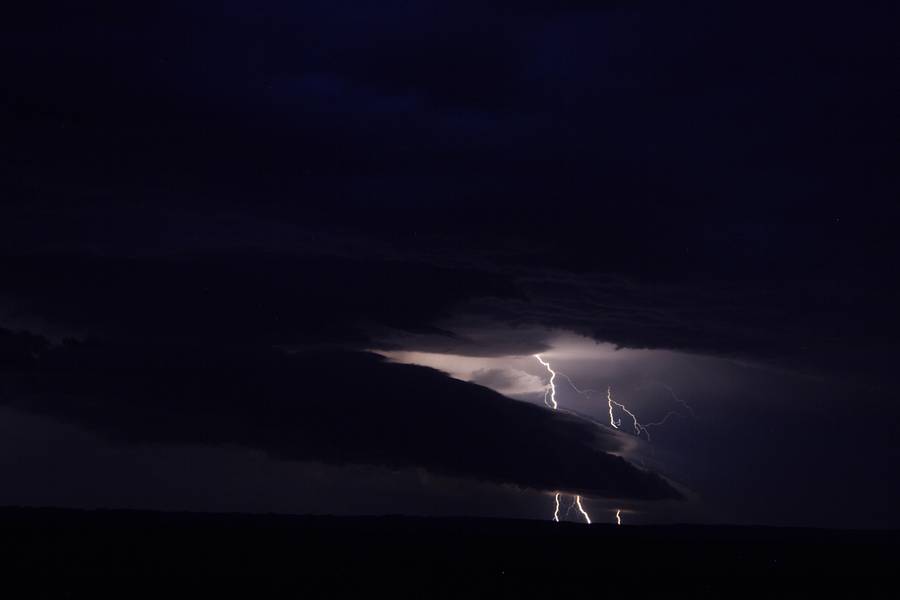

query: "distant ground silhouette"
xmin=0 ymin=508 xmax=896 ymax=595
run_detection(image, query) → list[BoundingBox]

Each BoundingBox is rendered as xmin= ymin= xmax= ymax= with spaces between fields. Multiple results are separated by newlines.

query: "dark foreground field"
xmin=1 ymin=508 xmax=897 ymax=596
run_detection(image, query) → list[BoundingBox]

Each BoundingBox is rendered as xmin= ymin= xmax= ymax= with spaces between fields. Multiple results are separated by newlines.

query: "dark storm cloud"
xmin=0 ymin=328 xmax=49 ymax=369
xmin=5 ymin=0 xmax=896 ymax=286
xmin=8 ymin=1 xmax=893 ymax=211
xmin=467 ymin=270 xmax=900 ymax=377
xmin=1 ymin=237 xmax=898 ymax=381
xmin=3 ymin=0 xmax=900 ymax=525
xmin=0 ymin=253 xmax=518 ymax=347
xmin=371 ymin=321 xmax=553 ymax=358
xmin=0 ymin=330 xmax=678 ymax=500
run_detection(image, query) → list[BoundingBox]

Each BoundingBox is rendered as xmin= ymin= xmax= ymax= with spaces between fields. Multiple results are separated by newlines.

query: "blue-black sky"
xmin=1 ymin=1 xmax=899 ymax=527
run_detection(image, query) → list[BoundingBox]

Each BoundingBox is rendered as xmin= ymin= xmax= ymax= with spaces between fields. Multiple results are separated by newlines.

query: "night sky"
xmin=2 ymin=1 xmax=899 ymax=529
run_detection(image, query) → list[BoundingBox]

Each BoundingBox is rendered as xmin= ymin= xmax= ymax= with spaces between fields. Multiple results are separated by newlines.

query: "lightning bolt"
xmin=535 ymin=356 xmax=695 ymax=524
xmin=556 ymin=371 xmax=693 ymax=439
xmin=534 ymin=354 xmax=558 ymax=410
xmin=607 ymin=386 xmax=650 ymax=438
xmin=608 ymin=386 xmax=688 ymax=442
xmin=575 ymin=496 xmax=591 ymax=524
xmin=535 ymin=354 xmax=591 ymax=524
xmin=556 ymin=372 xmax=666 ymax=441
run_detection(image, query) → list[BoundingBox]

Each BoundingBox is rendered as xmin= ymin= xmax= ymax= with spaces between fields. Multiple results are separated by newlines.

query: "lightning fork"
xmin=608 ymin=387 xmax=687 ymax=442
xmin=607 ymin=386 xmax=649 ymax=438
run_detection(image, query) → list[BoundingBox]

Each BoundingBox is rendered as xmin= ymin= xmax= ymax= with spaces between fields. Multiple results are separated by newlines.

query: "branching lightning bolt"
xmin=608 ymin=386 xmax=687 ymax=442
xmin=608 ymin=386 xmax=653 ymax=439
xmin=535 ymin=355 xmax=696 ymax=524
xmin=535 ymin=354 xmax=590 ymax=524
xmin=557 ymin=372 xmax=671 ymax=441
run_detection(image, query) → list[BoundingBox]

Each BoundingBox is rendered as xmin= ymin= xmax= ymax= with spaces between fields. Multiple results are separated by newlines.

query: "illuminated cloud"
xmin=469 ymin=368 xmax=546 ymax=397
xmin=0 ymin=334 xmax=681 ymax=501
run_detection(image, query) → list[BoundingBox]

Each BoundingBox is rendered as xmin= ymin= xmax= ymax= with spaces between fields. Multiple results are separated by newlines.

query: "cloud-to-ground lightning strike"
xmin=575 ymin=496 xmax=592 ymax=524
xmin=535 ymin=354 xmax=591 ymax=524
xmin=535 ymin=354 xmax=696 ymax=523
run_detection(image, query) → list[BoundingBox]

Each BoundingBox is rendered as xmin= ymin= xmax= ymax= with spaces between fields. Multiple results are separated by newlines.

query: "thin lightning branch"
xmin=556 ymin=372 xmax=602 ymax=397
xmin=553 ymin=493 xmax=561 ymax=522
xmin=660 ymin=383 xmax=696 ymax=419
xmin=643 ymin=410 xmax=681 ymax=431
xmin=636 ymin=381 xmax=697 ymax=419
xmin=615 ymin=509 xmax=622 ymax=526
